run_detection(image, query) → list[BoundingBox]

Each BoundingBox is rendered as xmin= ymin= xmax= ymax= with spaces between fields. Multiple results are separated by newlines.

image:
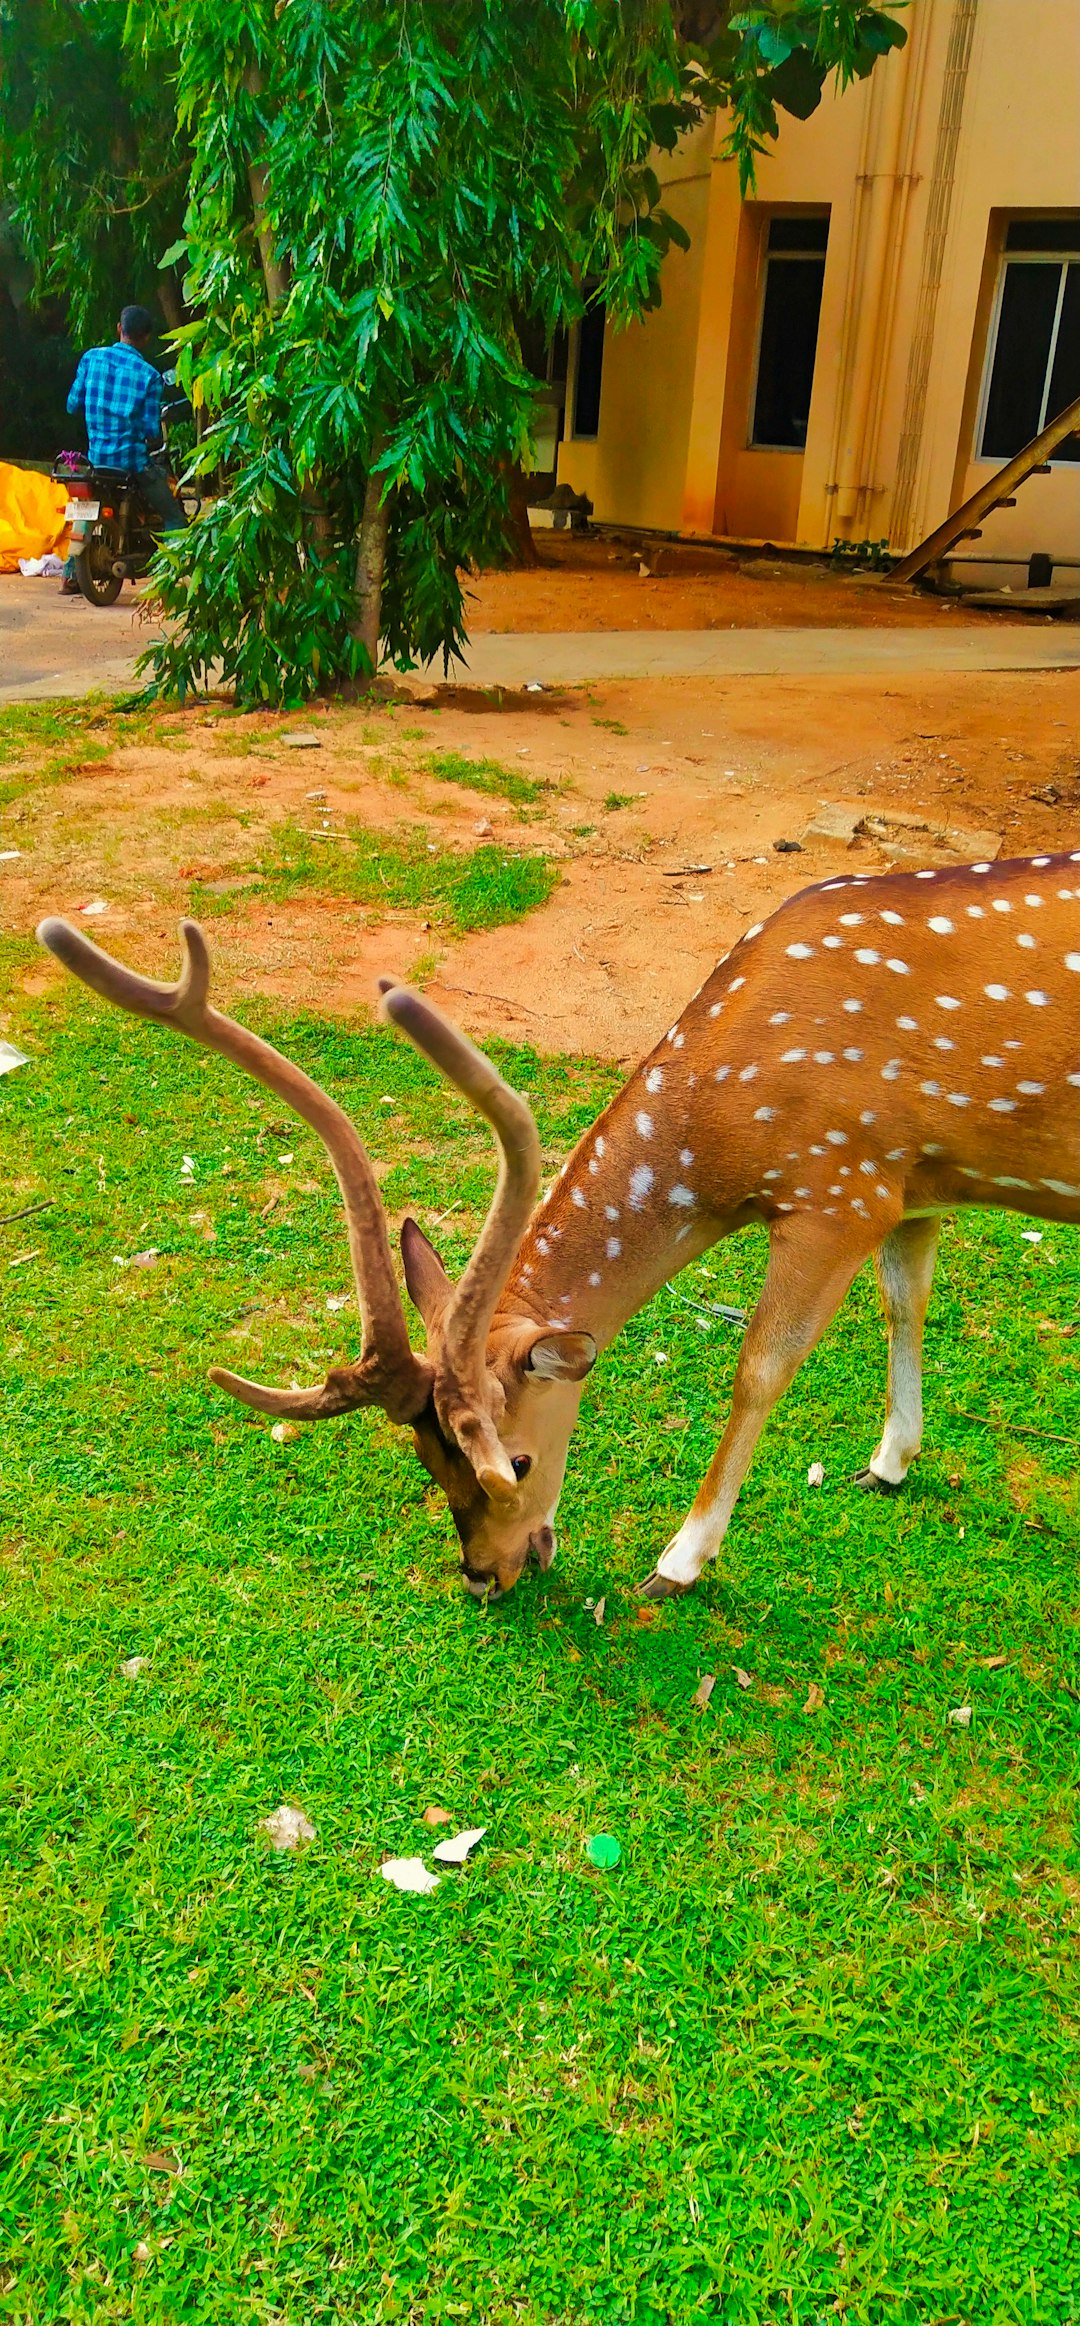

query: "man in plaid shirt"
xmin=62 ymin=304 xmax=186 ymax=593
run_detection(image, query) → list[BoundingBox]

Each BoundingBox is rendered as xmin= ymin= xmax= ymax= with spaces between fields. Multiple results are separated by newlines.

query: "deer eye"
xmin=511 ymin=1454 xmax=532 ymax=1481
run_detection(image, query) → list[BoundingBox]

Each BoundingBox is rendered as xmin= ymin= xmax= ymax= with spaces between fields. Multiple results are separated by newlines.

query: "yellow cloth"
xmin=0 ymin=461 xmax=70 ymax=573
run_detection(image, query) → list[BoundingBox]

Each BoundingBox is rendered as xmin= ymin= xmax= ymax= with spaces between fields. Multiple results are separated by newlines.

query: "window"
xmin=980 ymin=218 xmax=1080 ymax=462
xmin=572 ymin=293 xmax=606 ymax=438
xmin=750 ymin=216 xmax=830 ymax=451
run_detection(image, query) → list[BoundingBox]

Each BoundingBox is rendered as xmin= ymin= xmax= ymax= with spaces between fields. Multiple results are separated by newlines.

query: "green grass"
xmin=424 ymin=749 xmax=545 ymax=807
xmin=2 ymin=980 xmax=1080 ymax=2323
xmin=603 ymin=790 xmax=636 ymax=813
xmin=254 ymin=819 xmax=559 ymax=933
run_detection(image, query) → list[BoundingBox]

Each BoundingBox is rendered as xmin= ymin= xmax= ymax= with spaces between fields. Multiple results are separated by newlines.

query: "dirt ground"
xmin=6 ymin=663 xmax=1079 ymax=1063
xmin=466 ymin=531 xmax=998 ymax=633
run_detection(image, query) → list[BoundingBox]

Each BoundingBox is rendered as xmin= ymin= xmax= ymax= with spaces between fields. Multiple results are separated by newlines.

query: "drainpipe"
xmin=831 ymin=19 xmax=924 ymax=533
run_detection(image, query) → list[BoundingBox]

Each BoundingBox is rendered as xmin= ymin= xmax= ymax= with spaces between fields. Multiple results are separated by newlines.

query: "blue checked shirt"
xmin=67 ymin=342 xmax=163 ymax=472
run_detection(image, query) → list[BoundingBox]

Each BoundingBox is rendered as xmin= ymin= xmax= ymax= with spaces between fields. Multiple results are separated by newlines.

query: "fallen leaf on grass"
xmin=270 ymin=1420 xmax=299 ymax=1444
xmin=803 ymin=1683 xmax=825 ymax=1714
xmin=142 ymin=2149 xmax=180 ymax=2176
xmin=7 ymin=1249 xmax=39 ymax=1268
xmin=977 ymin=1654 xmax=1008 ymax=1670
xmin=261 ymin=1804 xmax=316 ymax=1852
xmin=326 ymin=1293 xmax=349 ymax=1312
xmin=733 ymin=1667 xmax=752 ymax=1690
xmin=691 ymin=1673 xmax=716 ymax=1711
xmin=380 ymin=1856 xmax=439 ymax=1894
xmin=636 ymin=1604 xmax=659 ymax=1627
xmin=947 ymin=1705 xmax=972 ymax=1729
xmin=593 ymin=1596 xmax=607 ymax=1627
xmin=421 ymin=1805 xmax=453 ymax=1828
xmin=120 ymin=1655 xmax=150 ymax=1679
xmin=432 ymin=1826 xmax=487 ymax=1865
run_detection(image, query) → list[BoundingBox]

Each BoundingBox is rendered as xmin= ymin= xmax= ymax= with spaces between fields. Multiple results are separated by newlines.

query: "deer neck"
xmin=502 ymin=1059 xmax=731 ymax=1345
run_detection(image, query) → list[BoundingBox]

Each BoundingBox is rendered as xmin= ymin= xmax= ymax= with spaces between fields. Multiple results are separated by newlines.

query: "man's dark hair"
xmin=119 ymin=305 xmax=155 ymax=345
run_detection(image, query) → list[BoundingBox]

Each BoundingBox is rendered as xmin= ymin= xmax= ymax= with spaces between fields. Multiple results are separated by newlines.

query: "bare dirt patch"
xmin=4 ymin=668 xmax=1078 ymax=1061
xmin=466 ymin=531 xmax=1009 ymax=634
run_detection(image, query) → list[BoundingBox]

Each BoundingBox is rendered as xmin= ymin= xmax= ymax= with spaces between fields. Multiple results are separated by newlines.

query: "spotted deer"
xmin=38 ymin=847 xmax=1080 ymax=1599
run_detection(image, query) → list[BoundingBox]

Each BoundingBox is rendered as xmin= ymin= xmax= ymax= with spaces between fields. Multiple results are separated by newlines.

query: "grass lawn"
xmin=1 ymin=948 xmax=1079 ymax=2325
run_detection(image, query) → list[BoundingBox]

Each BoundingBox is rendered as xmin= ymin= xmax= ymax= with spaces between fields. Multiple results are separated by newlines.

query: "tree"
xmin=2 ymin=1 xmax=905 ymax=703
xmin=0 ymin=0 xmax=189 ymax=341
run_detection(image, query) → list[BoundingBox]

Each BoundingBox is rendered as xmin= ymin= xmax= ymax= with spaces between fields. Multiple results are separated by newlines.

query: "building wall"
xmin=557 ymin=0 xmax=1080 ymax=565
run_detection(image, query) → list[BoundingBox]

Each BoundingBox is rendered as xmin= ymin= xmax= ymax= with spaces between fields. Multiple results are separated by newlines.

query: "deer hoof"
xmin=636 ymin=1567 xmax=692 ymax=1601
xmin=853 ymin=1466 xmax=903 ymax=1495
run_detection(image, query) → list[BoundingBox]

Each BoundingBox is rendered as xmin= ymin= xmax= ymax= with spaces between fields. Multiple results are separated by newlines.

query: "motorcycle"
xmin=52 ymin=373 xmax=197 ymax=608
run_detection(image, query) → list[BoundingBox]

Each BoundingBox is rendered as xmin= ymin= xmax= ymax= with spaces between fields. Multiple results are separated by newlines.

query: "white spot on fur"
xmin=645 ymin=1066 xmax=664 ymax=1093
xmin=928 ymin=916 xmax=953 ymax=935
xmin=606 ymin=1237 xmax=621 ymax=1259
xmin=628 ymin=1165 xmax=654 ymax=1209
xmin=715 ymin=1065 xmax=730 ymax=1082
xmin=985 ymin=984 xmax=1009 ymax=1001
xmin=1017 ymin=1081 xmax=1045 ymax=1095
xmin=935 ymin=995 xmax=961 ymax=1011
xmin=1066 ymin=954 xmax=1080 ymax=973
xmin=739 ymin=1064 xmax=759 ymax=1083
xmin=679 ymin=1149 xmax=694 ymax=1167
xmin=988 ymin=1097 xmax=1016 ymax=1113
xmin=781 ymin=1048 xmax=807 ymax=1063
xmin=843 ymin=999 xmax=863 ymax=1014
xmin=669 ymin=1186 xmax=695 ymax=1208
xmin=571 ymin=1186 xmax=587 ymax=1210
xmin=635 ymin=1111 xmax=654 ymax=1139
xmin=1025 ymin=990 xmax=1049 ymax=1007
xmin=786 ymin=943 xmax=814 ymax=960
xmin=886 ymin=959 xmax=910 ymax=976
xmin=843 ymin=1046 xmax=863 ymax=1062
xmin=826 ymin=1130 xmax=848 ymax=1147
xmin=855 ymin=949 xmax=880 ymax=966
xmin=754 ymin=1106 xmax=776 ymax=1122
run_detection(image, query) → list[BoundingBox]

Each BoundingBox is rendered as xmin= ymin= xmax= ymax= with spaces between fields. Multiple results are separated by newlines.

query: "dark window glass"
xmin=573 ymin=300 xmax=606 ymax=437
xmin=1045 ymin=263 xmax=1080 ymax=459
xmin=981 ymin=263 xmax=1061 ymax=456
xmin=768 ymin=217 xmax=830 ymax=253
xmin=1006 ymin=217 xmax=1080 ymax=252
xmin=751 ymin=250 xmax=827 ymax=449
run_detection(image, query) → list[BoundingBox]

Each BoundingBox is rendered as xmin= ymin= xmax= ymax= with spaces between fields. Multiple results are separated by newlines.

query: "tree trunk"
xmin=156 ymin=271 xmax=185 ymax=332
xmin=501 ymin=458 xmax=540 ymax=567
xmin=350 ymin=443 xmax=389 ymax=678
xmin=243 ymin=67 xmax=291 ymax=309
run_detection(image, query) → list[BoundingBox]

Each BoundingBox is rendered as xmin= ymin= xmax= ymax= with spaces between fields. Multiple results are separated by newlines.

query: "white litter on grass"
xmin=593 ymin=1596 xmax=607 ymax=1627
xmin=807 ymin=1461 xmax=825 ymax=1488
xmin=0 ymin=1042 xmax=29 ymax=1077
xmin=1021 ymin=1230 xmax=1043 ymax=1244
xmin=947 ymin=1705 xmax=973 ymax=1730
xmin=81 ymin=900 xmax=109 ymax=916
xmin=525 ymin=680 xmax=545 ymax=692
xmin=381 ymin=1856 xmax=440 ymax=1894
xmin=18 ymin=553 xmax=66 ymax=577
xmin=120 ymin=1655 xmax=150 ymax=1679
xmin=277 ymin=1152 xmax=294 ymax=1165
xmin=180 ymin=1155 xmax=195 ymax=1179
xmin=326 ymin=1293 xmax=350 ymax=1312
xmin=0 ymin=849 xmax=22 ymax=861
xmin=270 ymin=1420 xmax=299 ymax=1444
xmin=432 ymin=1826 xmax=487 ymax=1865
xmin=261 ymin=1804 xmax=316 ymax=1851
xmin=113 ymin=1248 xmax=158 ymax=1269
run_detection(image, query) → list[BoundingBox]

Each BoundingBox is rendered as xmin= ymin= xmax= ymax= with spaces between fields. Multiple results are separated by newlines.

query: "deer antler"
xmin=37 ymin=919 xmax=432 ymax=1425
xmin=379 ymin=980 xmax=542 ymax=1496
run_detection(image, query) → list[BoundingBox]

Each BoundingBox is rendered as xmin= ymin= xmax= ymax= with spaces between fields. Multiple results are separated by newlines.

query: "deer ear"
xmin=525 ymin=1331 xmax=597 ymax=1383
xmin=400 ymin=1216 xmax=451 ymax=1329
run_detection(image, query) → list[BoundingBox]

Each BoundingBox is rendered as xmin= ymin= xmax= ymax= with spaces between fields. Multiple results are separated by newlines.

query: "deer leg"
xmin=855 ymin=1214 xmax=941 ymax=1492
xmin=640 ymin=1214 xmax=884 ymax=1599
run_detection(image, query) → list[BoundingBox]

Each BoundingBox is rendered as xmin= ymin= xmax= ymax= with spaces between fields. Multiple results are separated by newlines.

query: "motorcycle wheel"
xmin=74 ymin=523 xmax=124 ymax=607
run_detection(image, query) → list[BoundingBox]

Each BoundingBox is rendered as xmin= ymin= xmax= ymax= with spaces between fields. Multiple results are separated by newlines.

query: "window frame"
xmin=747 ymin=211 xmax=830 ymax=454
xmin=976 ymin=227 xmax=1080 ymax=466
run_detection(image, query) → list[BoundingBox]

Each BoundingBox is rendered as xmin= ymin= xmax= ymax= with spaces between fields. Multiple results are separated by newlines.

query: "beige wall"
xmin=558 ymin=0 xmax=1080 ymax=566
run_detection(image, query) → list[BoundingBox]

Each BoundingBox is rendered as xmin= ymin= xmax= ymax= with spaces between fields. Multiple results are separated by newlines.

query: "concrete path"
xmin=2 ymin=572 xmax=1079 ymax=700
xmin=439 ymin=624 xmax=1080 ymax=684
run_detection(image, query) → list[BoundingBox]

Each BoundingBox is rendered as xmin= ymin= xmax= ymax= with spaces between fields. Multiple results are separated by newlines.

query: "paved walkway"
xmin=440 ymin=624 xmax=1080 ymax=684
xmin=2 ymin=573 xmax=1079 ymax=699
